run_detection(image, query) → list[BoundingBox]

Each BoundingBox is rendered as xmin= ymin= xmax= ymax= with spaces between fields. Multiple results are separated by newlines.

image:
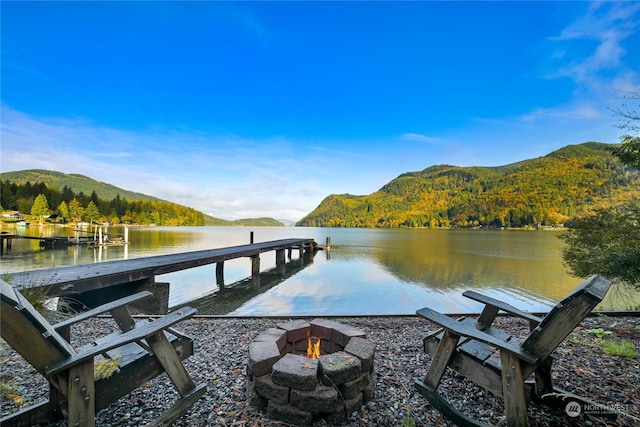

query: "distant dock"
xmin=0 ymin=225 xmax=129 ymax=255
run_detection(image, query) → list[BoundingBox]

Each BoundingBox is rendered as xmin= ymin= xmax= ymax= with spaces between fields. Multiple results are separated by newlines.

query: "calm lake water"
xmin=0 ymin=225 xmax=624 ymax=315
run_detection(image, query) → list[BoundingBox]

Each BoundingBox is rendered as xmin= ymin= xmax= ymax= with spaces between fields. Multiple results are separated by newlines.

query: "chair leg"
xmin=423 ymin=330 xmax=460 ymax=389
xmin=148 ymin=383 xmax=207 ymax=427
xmin=500 ymin=351 xmax=528 ymax=427
xmin=67 ymin=360 xmax=96 ymax=427
xmin=414 ymin=379 xmax=488 ymax=427
xmin=533 ymin=357 xmax=554 ymax=400
xmin=146 ymin=331 xmax=196 ymax=394
xmin=145 ymin=331 xmax=204 ymax=425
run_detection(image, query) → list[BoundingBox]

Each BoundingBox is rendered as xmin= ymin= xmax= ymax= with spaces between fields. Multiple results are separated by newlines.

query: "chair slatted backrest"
xmin=0 ymin=280 xmax=76 ymax=373
xmin=521 ymin=275 xmax=611 ymax=359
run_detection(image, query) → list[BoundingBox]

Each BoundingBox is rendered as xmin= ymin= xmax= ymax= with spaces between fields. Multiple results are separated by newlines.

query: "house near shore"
xmin=1 ymin=211 xmax=24 ymax=221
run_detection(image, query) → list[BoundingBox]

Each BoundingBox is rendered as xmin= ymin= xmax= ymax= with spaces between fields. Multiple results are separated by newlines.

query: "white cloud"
xmin=0 ymin=105 xmax=378 ymax=221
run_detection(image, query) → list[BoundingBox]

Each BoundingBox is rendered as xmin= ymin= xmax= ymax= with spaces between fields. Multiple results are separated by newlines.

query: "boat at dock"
xmin=1 ymin=224 xmax=130 ymax=255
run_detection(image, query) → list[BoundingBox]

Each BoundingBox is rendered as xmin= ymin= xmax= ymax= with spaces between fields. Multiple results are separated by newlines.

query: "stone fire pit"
xmin=246 ymin=319 xmax=376 ymax=426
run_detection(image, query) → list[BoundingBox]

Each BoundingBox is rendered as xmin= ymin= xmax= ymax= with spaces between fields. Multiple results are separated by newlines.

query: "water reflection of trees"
xmin=334 ymin=230 xmax=580 ymax=301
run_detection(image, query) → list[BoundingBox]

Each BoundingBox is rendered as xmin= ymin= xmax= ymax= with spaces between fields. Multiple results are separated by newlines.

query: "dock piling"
xmin=216 ymin=262 xmax=225 ymax=289
xmin=276 ymin=249 xmax=286 ymax=276
xmin=251 ymin=255 xmax=260 ymax=287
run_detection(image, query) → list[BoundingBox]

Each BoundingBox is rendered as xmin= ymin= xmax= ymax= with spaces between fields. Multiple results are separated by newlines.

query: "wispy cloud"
xmin=521 ymin=103 xmax=600 ymax=123
xmin=520 ymin=2 xmax=639 ymax=128
xmin=550 ymin=2 xmax=639 ymax=89
xmin=400 ymin=133 xmax=439 ymax=144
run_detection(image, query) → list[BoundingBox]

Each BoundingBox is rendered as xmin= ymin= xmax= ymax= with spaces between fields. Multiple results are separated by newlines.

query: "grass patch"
xmin=0 ymin=378 xmax=24 ymax=407
xmin=19 ymin=286 xmax=53 ymax=313
xmin=584 ymin=327 xmax=612 ymax=338
xmin=402 ymin=415 xmax=416 ymax=427
xmin=597 ymin=338 xmax=637 ymax=358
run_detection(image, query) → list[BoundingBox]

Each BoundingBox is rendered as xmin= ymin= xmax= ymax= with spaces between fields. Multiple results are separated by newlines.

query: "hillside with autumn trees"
xmin=0 ymin=177 xmax=206 ymax=226
xmin=297 ymin=142 xmax=640 ymax=228
xmin=0 ymin=170 xmax=287 ymax=226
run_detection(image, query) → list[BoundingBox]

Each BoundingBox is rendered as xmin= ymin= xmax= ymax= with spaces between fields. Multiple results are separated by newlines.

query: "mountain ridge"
xmin=296 ymin=142 xmax=640 ymax=228
xmin=0 ymin=169 xmax=284 ymax=226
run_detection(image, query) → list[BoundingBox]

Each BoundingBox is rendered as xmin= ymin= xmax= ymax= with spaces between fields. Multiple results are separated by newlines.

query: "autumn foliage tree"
xmin=560 ymin=90 xmax=640 ymax=291
xmin=30 ymin=194 xmax=50 ymax=220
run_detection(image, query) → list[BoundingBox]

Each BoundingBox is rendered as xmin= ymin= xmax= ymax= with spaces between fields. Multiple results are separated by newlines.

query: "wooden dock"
xmin=7 ymin=238 xmax=319 ymax=313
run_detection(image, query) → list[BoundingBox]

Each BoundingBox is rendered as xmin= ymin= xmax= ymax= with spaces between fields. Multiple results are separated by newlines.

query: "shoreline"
xmin=1 ymin=315 xmax=638 ymax=426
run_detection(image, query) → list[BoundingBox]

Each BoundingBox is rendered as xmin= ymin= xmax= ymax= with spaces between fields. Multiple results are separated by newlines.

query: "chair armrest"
xmin=45 ymin=306 xmax=197 ymax=376
xmin=52 ymin=291 xmax=153 ymax=332
xmin=416 ymin=307 xmax=538 ymax=365
xmin=463 ymin=290 xmax=544 ymax=325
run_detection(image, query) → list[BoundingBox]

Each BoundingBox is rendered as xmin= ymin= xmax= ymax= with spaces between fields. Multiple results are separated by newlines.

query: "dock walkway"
xmin=7 ymin=238 xmax=318 ymax=312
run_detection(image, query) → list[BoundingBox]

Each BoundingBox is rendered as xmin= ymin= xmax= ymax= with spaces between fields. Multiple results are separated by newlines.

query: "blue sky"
xmin=2 ymin=1 xmax=639 ymax=221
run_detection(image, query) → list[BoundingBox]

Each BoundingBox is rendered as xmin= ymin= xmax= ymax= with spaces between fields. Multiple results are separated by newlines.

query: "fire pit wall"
xmin=247 ymin=319 xmax=376 ymax=426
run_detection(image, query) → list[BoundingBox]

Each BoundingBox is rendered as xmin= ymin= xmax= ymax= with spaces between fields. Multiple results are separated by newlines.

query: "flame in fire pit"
xmin=307 ymin=336 xmax=321 ymax=359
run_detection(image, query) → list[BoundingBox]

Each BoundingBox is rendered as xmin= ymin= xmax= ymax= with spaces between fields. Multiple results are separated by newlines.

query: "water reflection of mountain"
xmin=174 ymin=253 xmax=316 ymax=315
xmin=333 ymin=230 xmax=580 ymax=302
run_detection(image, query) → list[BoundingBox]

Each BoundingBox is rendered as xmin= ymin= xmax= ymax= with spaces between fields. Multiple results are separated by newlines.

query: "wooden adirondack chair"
xmin=0 ymin=279 xmax=207 ymax=427
xmin=414 ymin=275 xmax=612 ymax=427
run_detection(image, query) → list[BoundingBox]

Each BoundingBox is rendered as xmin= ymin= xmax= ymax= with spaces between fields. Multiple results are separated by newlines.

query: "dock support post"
xmin=276 ymin=249 xmax=286 ymax=276
xmin=251 ymin=255 xmax=260 ymax=287
xmin=0 ymin=236 xmax=9 ymax=255
xmin=69 ymin=279 xmax=170 ymax=315
xmin=287 ymin=248 xmax=292 ymax=259
xmin=304 ymin=241 xmax=313 ymax=262
xmin=216 ymin=262 xmax=225 ymax=289
xmin=250 ymin=231 xmax=254 ymax=244
xmin=129 ymin=280 xmax=170 ymax=314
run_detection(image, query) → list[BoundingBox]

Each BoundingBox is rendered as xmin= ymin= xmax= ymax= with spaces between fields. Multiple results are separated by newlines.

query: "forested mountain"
xmin=0 ymin=170 xmax=283 ymax=226
xmin=0 ymin=170 xmax=158 ymax=202
xmin=297 ymin=142 xmax=640 ymax=229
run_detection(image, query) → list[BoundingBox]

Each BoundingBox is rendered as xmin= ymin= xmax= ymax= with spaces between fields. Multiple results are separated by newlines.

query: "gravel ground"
xmin=1 ymin=315 xmax=638 ymax=426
